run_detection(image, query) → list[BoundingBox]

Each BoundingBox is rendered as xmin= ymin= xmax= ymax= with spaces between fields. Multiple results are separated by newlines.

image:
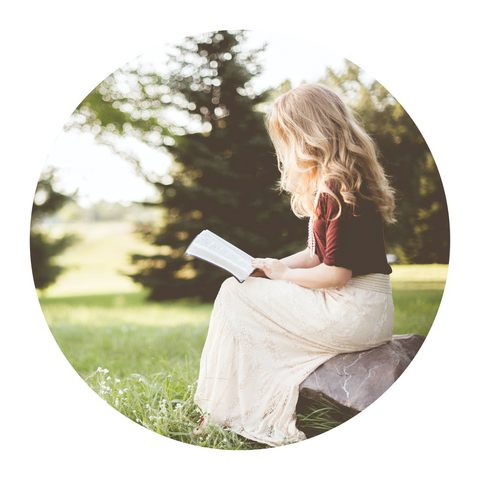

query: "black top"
xmin=312 ymin=185 xmax=392 ymax=275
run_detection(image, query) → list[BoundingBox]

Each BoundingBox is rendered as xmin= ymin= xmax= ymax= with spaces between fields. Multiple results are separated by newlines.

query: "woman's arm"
xmin=251 ymin=257 xmax=352 ymax=289
xmin=282 ymin=263 xmax=352 ymax=289
xmin=279 ymin=247 xmax=321 ymax=269
xmin=250 ymin=247 xmax=319 ymax=278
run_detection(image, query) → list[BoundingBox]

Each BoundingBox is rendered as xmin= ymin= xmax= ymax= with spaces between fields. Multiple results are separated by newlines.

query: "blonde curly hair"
xmin=266 ymin=83 xmax=396 ymax=224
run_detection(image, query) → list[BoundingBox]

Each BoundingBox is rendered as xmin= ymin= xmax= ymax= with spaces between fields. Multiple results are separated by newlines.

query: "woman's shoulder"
xmin=318 ymin=180 xmax=345 ymax=209
xmin=317 ymin=183 xmax=346 ymax=220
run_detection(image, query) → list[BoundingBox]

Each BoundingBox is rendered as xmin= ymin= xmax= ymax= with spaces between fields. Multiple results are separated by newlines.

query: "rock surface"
xmin=299 ymin=334 xmax=426 ymax=416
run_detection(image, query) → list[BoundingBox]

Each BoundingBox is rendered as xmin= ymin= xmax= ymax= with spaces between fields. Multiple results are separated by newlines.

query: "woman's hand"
xmin=251 ymin=258 xmax=290 ymax=281
xmin=252 ymin=258 xmax=352 ymax=289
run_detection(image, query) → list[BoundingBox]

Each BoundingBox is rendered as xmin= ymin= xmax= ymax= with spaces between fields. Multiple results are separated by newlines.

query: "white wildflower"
xmin=118 ymin=390 xmax=124 ymax=395
xmin=106 ymin=376 xmax=111 ymax=380
xmin=103 ymin=369 xmax=109 ymax=374
xmin=115 ymin=379 xmax=121 ymax=383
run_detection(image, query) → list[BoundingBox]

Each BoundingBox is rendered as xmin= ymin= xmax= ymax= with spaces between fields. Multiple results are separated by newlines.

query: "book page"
xmin=186 ymin=230 xmax=255 ymax=281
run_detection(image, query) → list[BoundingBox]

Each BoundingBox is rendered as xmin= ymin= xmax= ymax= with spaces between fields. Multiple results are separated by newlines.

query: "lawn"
xmin=36 ymin=221 xmax=448 ymax=449
xmin=390 ymin=263 xmax=447 ymax=337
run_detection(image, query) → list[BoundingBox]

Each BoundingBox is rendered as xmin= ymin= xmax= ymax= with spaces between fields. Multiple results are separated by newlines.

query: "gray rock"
xmin=299 ymin=334 xmax=426 ymax=416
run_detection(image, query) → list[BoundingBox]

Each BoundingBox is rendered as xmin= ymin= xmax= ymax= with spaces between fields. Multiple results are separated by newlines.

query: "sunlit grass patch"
xmin=390 ymin=263 xmax=448 ymax=291
xmin=41 ymin=292 xmax=212 ymax=378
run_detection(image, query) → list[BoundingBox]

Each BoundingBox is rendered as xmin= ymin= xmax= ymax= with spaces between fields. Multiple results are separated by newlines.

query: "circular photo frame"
xmin=13 ymin=12 xmax=467 ymax=468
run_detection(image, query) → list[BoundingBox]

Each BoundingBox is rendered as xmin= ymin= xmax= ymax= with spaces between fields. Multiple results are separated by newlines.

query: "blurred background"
xmin=31 ymin=29 xmax=448 ymax=383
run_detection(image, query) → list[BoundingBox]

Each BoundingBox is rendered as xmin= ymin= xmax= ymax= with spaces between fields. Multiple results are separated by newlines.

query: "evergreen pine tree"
xmin=30 ymin=167 xmax=79 ymax=290
xmin=126 ymin=31 xmax=306 ymax=300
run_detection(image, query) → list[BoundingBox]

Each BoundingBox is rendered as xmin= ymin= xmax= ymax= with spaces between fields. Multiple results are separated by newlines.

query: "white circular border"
xmin=12 ymin=12 xmax=467 ymax=468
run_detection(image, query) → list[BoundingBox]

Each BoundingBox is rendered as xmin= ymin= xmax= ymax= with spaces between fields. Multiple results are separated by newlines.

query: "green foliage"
xmin=30 ymin=231 xmax=77 ymax=290
xmin=68 ymin=31 xmax=449 ymax=301
xmin=30 ymin=167 xmax=79 ymax=290
xmin=321 ymin=62 xmax=449 ymax=264
xmin=127 ymin=30 xmax=309 ymax=300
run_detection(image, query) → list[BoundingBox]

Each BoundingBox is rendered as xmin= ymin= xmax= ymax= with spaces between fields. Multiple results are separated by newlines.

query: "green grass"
xmin=36 ymin=221 xmax=449 ymax=449
xmin=86 ymin=366 xmax=269 ymax=450
xmin=40 ymin=291 xmax=211 ymax=378
xmin=390 ymin=263 xmax=447 ymax=337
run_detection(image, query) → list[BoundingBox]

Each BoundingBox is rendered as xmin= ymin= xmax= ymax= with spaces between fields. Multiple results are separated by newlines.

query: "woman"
xmin=194 ymin=83 xmax=396 ymax=447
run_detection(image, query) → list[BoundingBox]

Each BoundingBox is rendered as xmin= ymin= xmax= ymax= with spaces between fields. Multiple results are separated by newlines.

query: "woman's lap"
xmin=194 ymin=275 xmax=394 ymax=446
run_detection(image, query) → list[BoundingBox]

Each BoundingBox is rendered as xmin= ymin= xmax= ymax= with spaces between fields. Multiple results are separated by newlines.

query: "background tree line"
xmin=30 ymin=167 xmax=79 ymax=290
xmin=32 ymin=30 xmax=449 ymax=300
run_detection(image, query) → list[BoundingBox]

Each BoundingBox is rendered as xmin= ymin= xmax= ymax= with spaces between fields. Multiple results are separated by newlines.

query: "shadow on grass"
xmin=295 ymin=395 xmax=356 ymax=439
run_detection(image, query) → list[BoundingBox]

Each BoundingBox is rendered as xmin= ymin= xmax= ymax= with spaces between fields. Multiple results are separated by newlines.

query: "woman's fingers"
xmin=251 ymin=258 xmax=288 ymax=281
xmin=251 ymin=258 xmax=268 ymax=269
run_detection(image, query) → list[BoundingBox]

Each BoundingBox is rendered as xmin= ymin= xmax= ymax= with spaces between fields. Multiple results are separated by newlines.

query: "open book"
xmin=185 ymin=230 xmax=255 ymax=283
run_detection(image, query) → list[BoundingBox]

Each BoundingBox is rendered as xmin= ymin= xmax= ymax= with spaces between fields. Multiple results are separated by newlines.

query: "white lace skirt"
xmin=194 ymin=274 xmax=394 ymax=447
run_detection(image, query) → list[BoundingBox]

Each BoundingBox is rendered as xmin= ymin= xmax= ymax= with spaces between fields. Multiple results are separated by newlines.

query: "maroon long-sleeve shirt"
xmin=311 ymin=185 xmax=392 ymax=276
